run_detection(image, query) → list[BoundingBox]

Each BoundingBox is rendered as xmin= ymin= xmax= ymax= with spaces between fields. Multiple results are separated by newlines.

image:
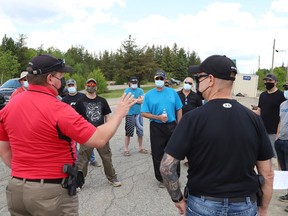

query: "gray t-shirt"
xmin=279 ymin=100 xmax=288 ymax=140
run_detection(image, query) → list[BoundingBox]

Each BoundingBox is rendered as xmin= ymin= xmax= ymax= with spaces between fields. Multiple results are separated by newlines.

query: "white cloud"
xmin=122 ymin=1 xmax=288 ymax=73
xmin=271 ymin=0 xmax=288 ymax=13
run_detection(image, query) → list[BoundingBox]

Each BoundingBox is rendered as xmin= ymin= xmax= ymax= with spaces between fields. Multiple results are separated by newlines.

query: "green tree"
xmin=161 ymin=46 xmax=173 ymax=75
xmin=116 ymin=35 xmax=150 ymax=84
xmin=0 ymin=34 xmax=17 ymax=54
xmin=273 ymin=67 xmax=286 ymax=90
xmin=0 ymin=51 xmax=20 ymax=84
xmin=98 ymin=50 xmax=114 ymax=80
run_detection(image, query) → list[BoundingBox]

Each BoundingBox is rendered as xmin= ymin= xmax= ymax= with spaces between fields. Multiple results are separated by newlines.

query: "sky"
xmin=1 ymin=0 xmax=288 ymax=74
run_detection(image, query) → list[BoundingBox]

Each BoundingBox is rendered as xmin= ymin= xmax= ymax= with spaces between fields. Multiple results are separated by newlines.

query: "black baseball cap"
xmin=263 ymin=74 xmax=277 ymax=81
xmin=129 ymin=76 xmax=138 ymax=82
xmin=66 ymin=79 xmax=76 ymax=85
xmin=155 ymin=70 xmax=167 ymax=79
xmin=27 ymin=54 xmax=73 ymax=75
xmin=188 ymin=55 xmax=237 ymax=81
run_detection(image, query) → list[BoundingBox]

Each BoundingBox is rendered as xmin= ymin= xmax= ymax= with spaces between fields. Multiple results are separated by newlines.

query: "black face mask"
xmin=58 ymin=77 xmax=66 ymax=96
xmin=196 ymin=89 xmax=204 ymax=100
xmin=265 ymin=82 xmax=275 ymax=91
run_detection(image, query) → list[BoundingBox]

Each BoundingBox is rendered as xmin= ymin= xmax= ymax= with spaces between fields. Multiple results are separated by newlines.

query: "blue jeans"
xmin=275 ymin=139 xmax=288 ymax=170
xmin=186 ymin=195 xmax=257 ymax=216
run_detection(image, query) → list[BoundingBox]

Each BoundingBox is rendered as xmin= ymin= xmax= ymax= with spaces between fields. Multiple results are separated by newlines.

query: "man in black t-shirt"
xmin=62 ymin=79 xmax=100 ymax=167
xmin=75 ymin=78 xmax=121 ymax=190
xmin=253 ymin=74 xmax=285 ymax=158
xmin=160 ymin=55 xmax=274 ymax=216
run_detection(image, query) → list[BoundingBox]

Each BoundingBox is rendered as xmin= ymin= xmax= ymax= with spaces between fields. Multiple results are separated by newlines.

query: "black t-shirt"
xmin=75 ymin=95 xmax=111 ymax=127
xmin=165 ymin=99 xmax=273 ymax=198
xmin=258 ymin=89 xmax=285 ymax=134
xmin=62 ymin=92 xmax=85 ymax=109
xmin=177 ymin=90 xmax=202 ymax=115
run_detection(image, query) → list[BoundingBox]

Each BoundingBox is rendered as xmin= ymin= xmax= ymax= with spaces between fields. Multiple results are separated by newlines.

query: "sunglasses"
xmin=184 ymin=81 xmax=193 ymax=85
xmin=155 ymin=76 xmax=164 ymax=81
xmin=284 ymin=86 xmax=288 ymax=91
xmin=22 ymin=78 xmax=27 ymax=81
xmin=86 ymin=83 xmax=97 ymax=87
xmin=195 ymin=74 xmax=209 ymax=84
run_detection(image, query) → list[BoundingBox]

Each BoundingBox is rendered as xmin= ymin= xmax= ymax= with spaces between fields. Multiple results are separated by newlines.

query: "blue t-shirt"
xmin=141 ymin=87 xmax=182 ymax=123
xmin=124 ymin=87 xmax=145 ymax=115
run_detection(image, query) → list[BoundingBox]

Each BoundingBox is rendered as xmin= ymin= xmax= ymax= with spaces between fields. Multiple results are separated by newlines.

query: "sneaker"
xmin=90 ymin=161 xmax=101 ymax=167
xmin=285 ymin=206 xmax=288 ymax=212
xmin=76 ymin=184 xmax=84 ymax=193
xmin=108 ymin=178 xmax=122 ymax=187
xmin=76 ymin=187 xmax=82 ymax=193
xmin=279 ymin=194 xmax=288 ymax=202
xmin=158 ymin=182 xmax=165 ymax=188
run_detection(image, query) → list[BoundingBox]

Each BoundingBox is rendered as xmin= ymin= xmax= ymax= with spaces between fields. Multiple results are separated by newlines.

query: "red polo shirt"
xmin=0 ymin=84 xmax=96 ymax=179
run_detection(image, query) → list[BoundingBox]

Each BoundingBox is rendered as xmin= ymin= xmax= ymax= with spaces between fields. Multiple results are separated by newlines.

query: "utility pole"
xmin=271 ymin=39 xmax=275 ymax=74
xmin=258 ymin=56 xmax=260 ymax=70
xmin=275 ymin=49 xmax=288 ymax=81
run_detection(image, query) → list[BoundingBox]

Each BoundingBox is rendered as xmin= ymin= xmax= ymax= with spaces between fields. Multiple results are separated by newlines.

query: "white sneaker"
xmin=108 ymin=178 xmax=122 ymax=187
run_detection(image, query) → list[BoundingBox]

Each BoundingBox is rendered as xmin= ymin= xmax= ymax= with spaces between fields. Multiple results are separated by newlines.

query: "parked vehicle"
xmin=170 ymin=78 xmax=181 ymax=85
xmin=0 ymin=93 xmax=5 ymax=110
xmin=0 ymin=78 xmax=21 ymax=110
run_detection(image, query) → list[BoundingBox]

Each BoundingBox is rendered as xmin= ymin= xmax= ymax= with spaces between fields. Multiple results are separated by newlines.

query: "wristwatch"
xmin=172 ymin=194 xmax=184 ymax=203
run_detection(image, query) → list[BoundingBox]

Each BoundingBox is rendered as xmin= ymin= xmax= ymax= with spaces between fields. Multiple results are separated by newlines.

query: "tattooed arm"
xmin=160 ymin=153 xmax=186 ymax=215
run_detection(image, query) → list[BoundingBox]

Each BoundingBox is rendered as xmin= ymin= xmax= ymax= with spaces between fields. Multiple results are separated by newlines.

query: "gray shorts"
xmin=268 ymin=134 xmax=277 ymax=158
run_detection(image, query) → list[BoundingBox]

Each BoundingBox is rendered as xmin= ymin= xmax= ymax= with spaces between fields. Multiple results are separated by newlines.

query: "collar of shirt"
xmin=28 ymin=84 xmax=57 ymax=97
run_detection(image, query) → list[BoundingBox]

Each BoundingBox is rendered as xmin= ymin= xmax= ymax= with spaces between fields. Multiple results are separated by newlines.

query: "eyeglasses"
xmin=195 ymin=74 xmax=209 ymax=84
xmin=155 ymin=76 xmax=164 ymax=81
xmin=86 ymin=83 xmax=97 ymax=87
xmin=52 ymin=74 xmax=63 ymax=81
xmin=184 ymin=81 xmax=193 ymax=85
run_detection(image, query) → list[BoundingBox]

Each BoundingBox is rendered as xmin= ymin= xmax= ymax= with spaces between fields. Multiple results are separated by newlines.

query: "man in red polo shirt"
xmin=0 ymin=54 xmax=135 ymax=216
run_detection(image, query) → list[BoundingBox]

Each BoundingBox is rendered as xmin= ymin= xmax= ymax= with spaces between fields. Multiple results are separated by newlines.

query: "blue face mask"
xmin=155 ymin=80 xmax=164 ymax=88
xmin=68 ymin=86 xmax=77 ymax=94
xmin=284 ymin=90 xmax=288 ymax=99
xmin=183 ymin=83 xmax=192 ymax=90
xmin=23 ymin=81 xmax=29 ymax=88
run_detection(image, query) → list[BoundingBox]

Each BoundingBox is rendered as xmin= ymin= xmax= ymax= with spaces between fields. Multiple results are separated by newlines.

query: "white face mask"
xmin=155 ymin=80 xmax=164 ymax=88
xmin=68 ymin=86 xmax=77 ymax=94
xmin=23 ymin=81 xmax=29 ymax=88
xmin=131 ymin=84 xmax=138 ymax=89
xmin=284 ymin=90 xmax=288 ymax=100
xmin=183 ymin=83 xmax=192 ymax=90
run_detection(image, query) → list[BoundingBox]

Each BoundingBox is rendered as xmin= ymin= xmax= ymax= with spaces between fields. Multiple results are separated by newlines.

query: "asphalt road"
xmin=0 ymin=90 xmax=287 ymax=215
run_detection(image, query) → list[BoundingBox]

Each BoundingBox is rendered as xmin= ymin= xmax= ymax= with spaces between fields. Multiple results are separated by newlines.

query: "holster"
xmin=62 ymin=164 xmax=78 ymax=196
xmin=183 ymin=186 xmax=189 ymax=201
xmin=256 ymin=174 xmax=265 ymax=206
